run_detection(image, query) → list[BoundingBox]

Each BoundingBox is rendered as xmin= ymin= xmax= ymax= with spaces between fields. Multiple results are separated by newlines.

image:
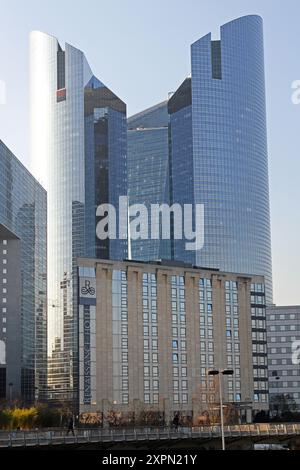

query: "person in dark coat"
xmin=173 ymin=413 xmax=179 ymax=430
xmin=66 ymin=416 xmax=75 ymax=436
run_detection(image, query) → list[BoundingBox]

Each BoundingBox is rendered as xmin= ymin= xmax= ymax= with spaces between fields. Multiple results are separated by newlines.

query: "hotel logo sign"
xmin=80 ymin=278 xmax=96 ymax=299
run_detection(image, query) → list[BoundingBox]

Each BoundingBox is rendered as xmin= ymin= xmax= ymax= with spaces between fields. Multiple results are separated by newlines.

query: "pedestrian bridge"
xmin=0 ymin=423 xmax=300 ymax=448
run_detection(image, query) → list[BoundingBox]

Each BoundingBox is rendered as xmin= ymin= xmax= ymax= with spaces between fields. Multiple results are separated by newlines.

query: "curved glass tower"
xmin=30 ymin=32 xmax=127 ymax=404
xmin=169 ymin=15 xmax=272 ymax=302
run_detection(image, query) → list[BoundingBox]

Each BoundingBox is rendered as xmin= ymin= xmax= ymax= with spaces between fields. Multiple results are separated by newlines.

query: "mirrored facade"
xmin=169 ymin=15 xmax=273 ymax=302
xmin=127 ymin=102 xmax=171 ymax=261
xmin=0 ymin=140 xmax=47 ymax=403
xmin=30 ymin=32 xmax=127 ymax=405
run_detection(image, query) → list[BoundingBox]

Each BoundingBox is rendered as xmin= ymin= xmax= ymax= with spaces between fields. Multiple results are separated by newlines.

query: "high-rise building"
xmin=169 ymin=15 xmax=272 ymax=302
xmin=127 ymin=101 xmax=171 ymax=261
xmin=0 ymin=140 xmax=47 ymax=403
xmin=77 ymin=258 xmax=268 ymax=424
xmin=266 ymin=305 xmax=300 ymax=415
xmin=30 ymin=32 xmax=127 ymax=404
xmin=128 ymin=16 xmax=272 ymax=302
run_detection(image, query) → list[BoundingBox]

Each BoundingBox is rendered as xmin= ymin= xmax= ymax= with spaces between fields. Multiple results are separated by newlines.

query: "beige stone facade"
xmin=78 ymin=259 xmax=268 ymax=425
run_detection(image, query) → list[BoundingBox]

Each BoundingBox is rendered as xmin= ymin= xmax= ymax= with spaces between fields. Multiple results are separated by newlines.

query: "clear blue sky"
xmin=0 ymin=0 xmax=299 ymax=306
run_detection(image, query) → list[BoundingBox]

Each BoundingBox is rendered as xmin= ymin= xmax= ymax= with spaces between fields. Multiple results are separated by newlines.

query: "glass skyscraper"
xmin=127 ymin=101 xmax=171 ymax=261
xmin=0 ymin=140 xmax=47 ymax=403
xmin=30 ymin=32 xmax=127 ymax=404
xmin=169 ymin=15 xmax=273 ymax=302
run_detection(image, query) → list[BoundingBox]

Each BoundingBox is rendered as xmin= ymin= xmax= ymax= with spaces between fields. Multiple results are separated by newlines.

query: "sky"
xmin=0 ymin=0 xmax=299 ymax=306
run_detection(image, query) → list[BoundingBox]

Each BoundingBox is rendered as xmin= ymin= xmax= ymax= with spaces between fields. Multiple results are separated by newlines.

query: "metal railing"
xmin=0 ymin=423 xmax=299 ymax=448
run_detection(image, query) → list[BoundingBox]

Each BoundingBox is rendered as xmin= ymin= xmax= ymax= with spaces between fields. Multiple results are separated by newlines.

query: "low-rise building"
xmin=267 ymin=305 xmax=300 ymax=415
xmin=78 ymin=258 xmax=268 ymax=424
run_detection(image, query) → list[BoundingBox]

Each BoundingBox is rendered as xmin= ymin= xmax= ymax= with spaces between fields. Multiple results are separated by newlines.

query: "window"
xmin=173 ymin=380 xmax=179 ymax=390
xmin=122 ymin=395 xmax=129 ymax=404
xmin=144 ymin=380 xmax=150 ymax=390
xmin=152 ymin=353 xmax=158 ymax=363
xmin=122 ymin=379 xmax=128 ymax=390
xmin=144 ymin=394 xmax=150 ymax=404
xmin=182 ymin=393 xmax=188 ymax=404
xmin=152 ymin=326 xmax=158 ymax=336
xmin=172 ymin=353 xmax=179 ymax=363
xmin=172 ymin=340 xmax=178 ymax=349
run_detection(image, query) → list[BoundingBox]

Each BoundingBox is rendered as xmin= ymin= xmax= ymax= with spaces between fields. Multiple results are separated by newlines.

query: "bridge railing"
xmin=0 ymin=424 xmax=299 ymax=448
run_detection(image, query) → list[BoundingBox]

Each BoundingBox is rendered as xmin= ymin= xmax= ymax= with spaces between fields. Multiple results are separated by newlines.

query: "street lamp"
xmin=208 ymin=369 xmax=234 ymax=450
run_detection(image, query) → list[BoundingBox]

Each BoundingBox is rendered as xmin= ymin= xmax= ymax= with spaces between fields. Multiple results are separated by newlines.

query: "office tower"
xmin=78 ymin=258 xmax=268 ymax=424
xmin=168 ymin=15 xmax=273 ymax=302
xmin=30 ymin=32 xmax=127 ymax=404
xmin=0 ymin=140 xmax=47 ymax=403
xmin=127 ymin=101 xmax=171 ymax=261
xmin=266 ymin=306 xmax=300 ymax=415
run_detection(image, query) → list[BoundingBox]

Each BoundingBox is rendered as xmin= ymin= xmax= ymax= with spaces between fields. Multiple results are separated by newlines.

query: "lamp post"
xmin=208 ymin=369 xmax=234 ymax=450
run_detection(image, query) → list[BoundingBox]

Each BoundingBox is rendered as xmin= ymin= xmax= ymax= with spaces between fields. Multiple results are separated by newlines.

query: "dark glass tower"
xmin=127 ymin=101 xmax=171 ymax=261
xmin=30 ymin=32 xmax=127 ymax=405
xmin=169 ymin=15 xmax=273 ymax=302
xmin=0 ymin=140 xmax=47 ymax=403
